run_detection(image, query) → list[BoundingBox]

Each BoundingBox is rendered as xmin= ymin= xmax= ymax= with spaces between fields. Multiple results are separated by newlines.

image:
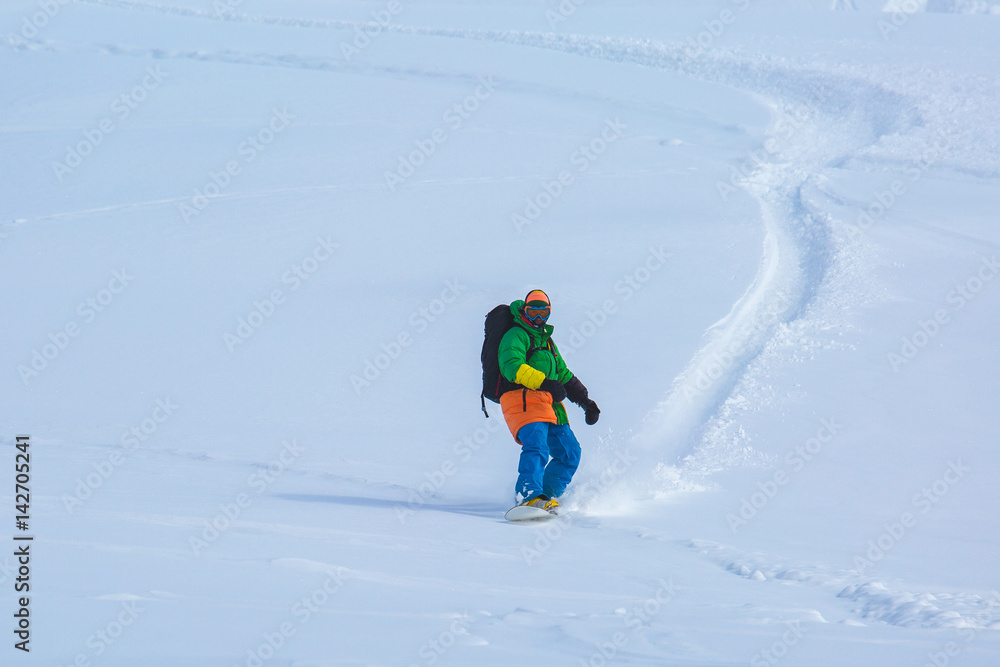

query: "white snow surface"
xmin=2 ymin=1 xmax=1000 ymax=665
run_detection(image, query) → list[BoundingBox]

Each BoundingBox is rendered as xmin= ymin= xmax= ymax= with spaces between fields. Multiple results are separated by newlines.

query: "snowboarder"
xmin=497 ymin=289 xmax=600 ymax=513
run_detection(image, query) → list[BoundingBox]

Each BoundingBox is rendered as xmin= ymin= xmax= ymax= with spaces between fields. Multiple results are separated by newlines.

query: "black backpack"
xmin=480 ymin=304 xmax=545 ymax=416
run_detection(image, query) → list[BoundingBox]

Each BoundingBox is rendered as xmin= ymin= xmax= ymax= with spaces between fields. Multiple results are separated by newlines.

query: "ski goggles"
xmin=524 ymin=304 xmax=550 ymax=324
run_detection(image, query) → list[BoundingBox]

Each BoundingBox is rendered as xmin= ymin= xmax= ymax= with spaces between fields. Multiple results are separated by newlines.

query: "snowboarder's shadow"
xmin=274 ymin=493 xmax=506 ymax=519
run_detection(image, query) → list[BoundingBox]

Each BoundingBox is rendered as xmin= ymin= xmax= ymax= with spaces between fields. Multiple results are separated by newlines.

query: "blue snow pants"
xmin=515 ymin=422 xmax=582 ymax=501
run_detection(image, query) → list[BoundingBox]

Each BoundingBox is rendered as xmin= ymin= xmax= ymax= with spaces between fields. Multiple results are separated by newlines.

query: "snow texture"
xmin=2 ymin=0 xmax=999 ymax=665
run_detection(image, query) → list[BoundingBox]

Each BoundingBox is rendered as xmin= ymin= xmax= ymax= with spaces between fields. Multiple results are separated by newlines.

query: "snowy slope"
xmin=2 ymin=1 xmax=1000 ymax=665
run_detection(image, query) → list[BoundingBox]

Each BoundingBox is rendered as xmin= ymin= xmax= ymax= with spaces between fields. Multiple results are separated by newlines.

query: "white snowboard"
xmin=504 ymin=504 xmax=556 ymax=522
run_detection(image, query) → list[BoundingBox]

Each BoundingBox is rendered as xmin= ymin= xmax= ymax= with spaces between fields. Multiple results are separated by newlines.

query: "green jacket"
xmin=498 ymin=300 xmax=574 ymax=425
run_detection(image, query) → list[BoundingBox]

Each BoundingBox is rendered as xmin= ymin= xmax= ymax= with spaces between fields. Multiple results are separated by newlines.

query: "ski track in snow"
xmin=55 ymin=0 xmax=997 ymax=475
xmin=671 ymin=537 xmax=1000 ymax=630
xmin=26 ymin=0 xmax=1000 ymax=633
xmin=30 ymin=0 xmax=936 ymax=466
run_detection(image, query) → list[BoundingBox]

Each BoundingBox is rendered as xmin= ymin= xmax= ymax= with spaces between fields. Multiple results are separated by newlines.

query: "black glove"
xmin=564 ymin=376 xmax=589 ymax=405
xmin=565 ymin=376 xmax=600 ymax=424
xmin=539 ymin=378 xmax=567 ymax=403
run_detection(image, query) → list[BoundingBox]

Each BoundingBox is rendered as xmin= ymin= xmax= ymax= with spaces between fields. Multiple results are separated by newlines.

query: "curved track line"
xmin=63 ymin=0 xmax=922 ymax=468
